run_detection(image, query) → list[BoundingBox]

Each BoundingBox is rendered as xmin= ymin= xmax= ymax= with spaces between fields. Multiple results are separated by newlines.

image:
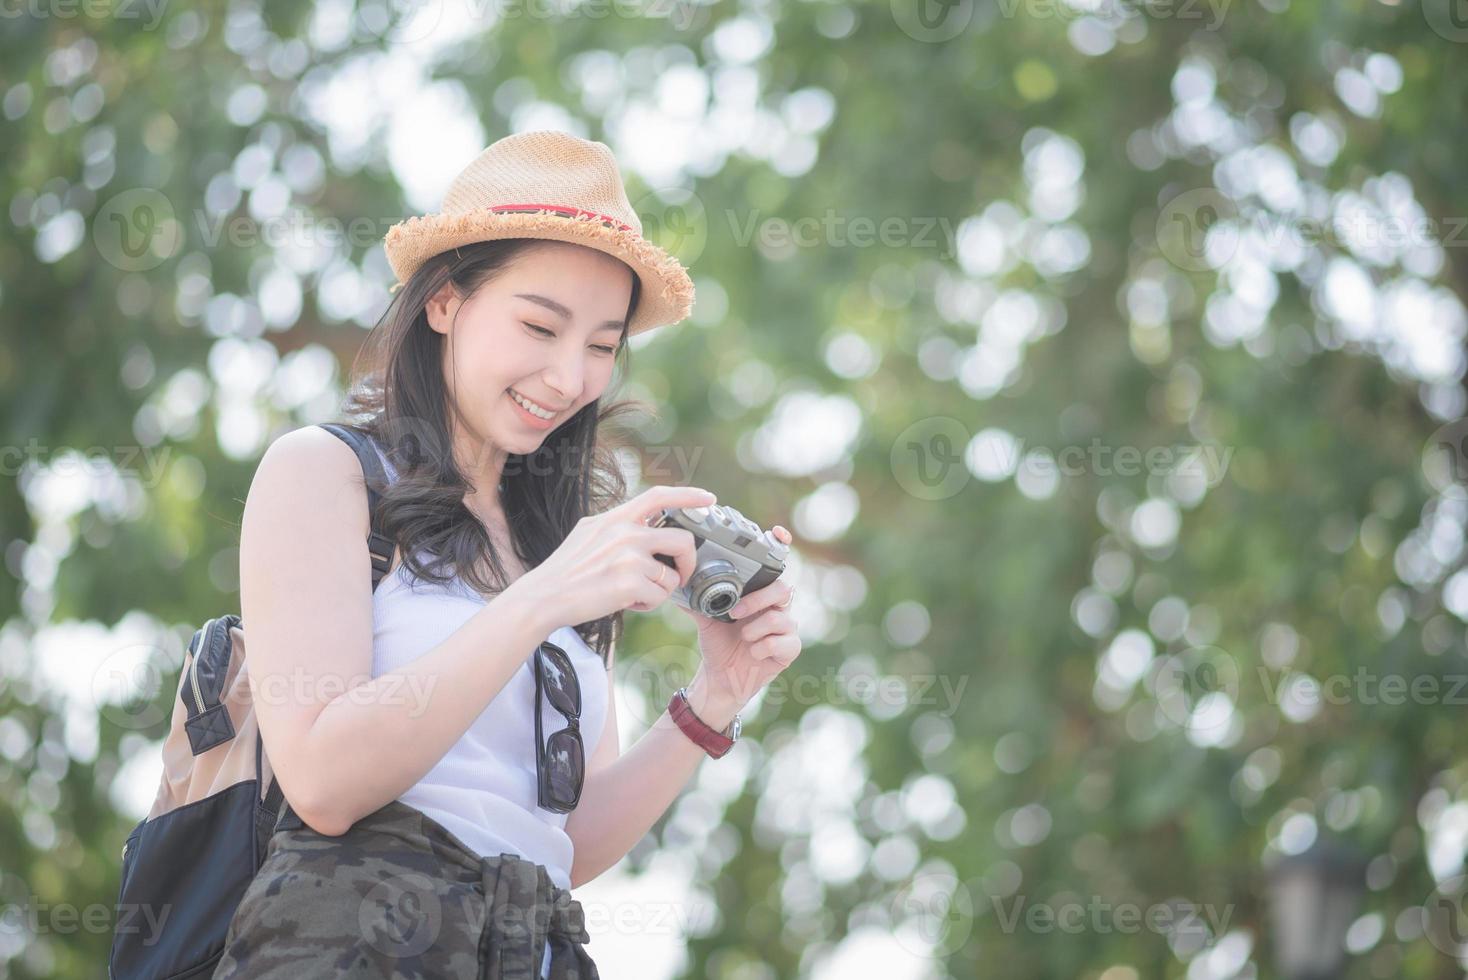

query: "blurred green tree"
xmin=1 ymin=0 xmax=1466 ymax=976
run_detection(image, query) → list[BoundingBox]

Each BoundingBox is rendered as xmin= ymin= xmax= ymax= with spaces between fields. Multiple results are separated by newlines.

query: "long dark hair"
xmin=338 ymin=238 xmax=649 ymax=663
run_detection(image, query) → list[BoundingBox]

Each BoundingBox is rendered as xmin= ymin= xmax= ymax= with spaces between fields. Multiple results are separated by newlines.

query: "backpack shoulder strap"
xmin=317 ymin=422 xmax=394 ymax=589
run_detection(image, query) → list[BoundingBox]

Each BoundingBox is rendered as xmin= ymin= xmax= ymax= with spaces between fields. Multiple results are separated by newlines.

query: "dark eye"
xmin=593 ymin=344 xmax=618 ymax=355
xmin=524 ymin=322 xmax=554 ymax=337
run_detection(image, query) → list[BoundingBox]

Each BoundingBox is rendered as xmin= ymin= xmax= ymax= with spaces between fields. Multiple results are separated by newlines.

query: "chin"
xmin=507 ymin=420 xmax=564 ymax=450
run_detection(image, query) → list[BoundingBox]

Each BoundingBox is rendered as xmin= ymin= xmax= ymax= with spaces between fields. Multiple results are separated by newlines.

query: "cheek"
xmin=456 ymin=329 xmax=523 ymax=386
xmin=580 ymin=359 xmax=618 ymax=405
xmin=444 ymin=324 xmax=488 ymax=374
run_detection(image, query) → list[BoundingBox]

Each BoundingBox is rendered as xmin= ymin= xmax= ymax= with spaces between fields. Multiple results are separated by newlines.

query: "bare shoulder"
xmin=247 ymin=425 xmax=372 ymax=534
xmin=240 ymin=424 xmax=378 ymax=604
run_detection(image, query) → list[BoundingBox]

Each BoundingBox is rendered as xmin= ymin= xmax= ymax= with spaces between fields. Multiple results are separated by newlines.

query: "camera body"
xmin=650 ymin=503 xmax=790 ymax=622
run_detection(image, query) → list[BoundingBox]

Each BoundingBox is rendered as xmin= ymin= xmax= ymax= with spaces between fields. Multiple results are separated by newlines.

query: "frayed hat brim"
xmin=383 ymin=208 xmax=695 ymax=336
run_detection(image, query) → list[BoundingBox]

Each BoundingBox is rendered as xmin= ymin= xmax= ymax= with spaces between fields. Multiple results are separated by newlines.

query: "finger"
xmin=618 ymin=485 xmax=717 ymax=527
xmin=739 ymin=610 xmax=795 ymax=644
xmin=643 ymin=556 xmax=680 ymax=595
xmin=751 ymin=633 xmax=801 ymax=664
xmin=640 ymin=527 xmax=699 ymax=587
xmin=626 ymin=574 xmax=669 ymax=613
xmin=727 ymin=578 xmax=795 ymax=621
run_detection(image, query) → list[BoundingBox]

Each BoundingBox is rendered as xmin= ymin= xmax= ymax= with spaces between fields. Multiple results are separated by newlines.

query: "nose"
xmin=540 ymin=338 xmax=585 ymax=405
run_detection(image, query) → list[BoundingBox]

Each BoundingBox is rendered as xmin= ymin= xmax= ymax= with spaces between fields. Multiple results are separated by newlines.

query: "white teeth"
xmin=510 ymin=389 xmax=555 ymax=419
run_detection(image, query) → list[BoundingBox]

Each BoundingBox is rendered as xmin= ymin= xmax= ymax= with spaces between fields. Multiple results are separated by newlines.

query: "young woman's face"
xmin=426 ymin=240 xmax=633 ymax=464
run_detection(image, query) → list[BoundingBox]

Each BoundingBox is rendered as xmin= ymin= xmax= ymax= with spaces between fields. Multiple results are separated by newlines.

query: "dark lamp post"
xmin=1267 ymin=840 xmax=1367 ymax=980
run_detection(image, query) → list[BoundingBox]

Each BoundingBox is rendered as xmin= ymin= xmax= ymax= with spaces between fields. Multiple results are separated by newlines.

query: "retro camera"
xmin=649 ymin=503 xmax=790 ymax=622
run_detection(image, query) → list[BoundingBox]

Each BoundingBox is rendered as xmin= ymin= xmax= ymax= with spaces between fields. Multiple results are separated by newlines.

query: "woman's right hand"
xmin=510 ymin=484 xmax=718 ymax=627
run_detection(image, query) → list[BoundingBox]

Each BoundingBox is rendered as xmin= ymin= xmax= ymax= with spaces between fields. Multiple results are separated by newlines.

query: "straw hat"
xmin=383 ymin=130 xmax=695 ymax=337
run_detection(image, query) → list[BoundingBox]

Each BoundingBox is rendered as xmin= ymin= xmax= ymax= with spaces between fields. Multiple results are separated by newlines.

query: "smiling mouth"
xmin=508 ymin=388 xmax=563 ymax=421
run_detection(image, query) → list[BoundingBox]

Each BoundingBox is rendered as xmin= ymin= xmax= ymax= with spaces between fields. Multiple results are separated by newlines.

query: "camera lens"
xmin=687 ymin=559 xmax=742 ymax=618
xmin=699 ymin=582 xmax=740 ymax=616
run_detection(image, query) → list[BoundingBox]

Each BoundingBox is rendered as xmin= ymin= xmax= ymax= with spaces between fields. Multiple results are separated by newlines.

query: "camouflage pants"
xmin=211 ymin=799 xmax=599 ymax=979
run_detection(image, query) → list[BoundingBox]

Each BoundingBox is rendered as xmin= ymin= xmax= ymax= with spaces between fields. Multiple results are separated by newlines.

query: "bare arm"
xmin=564 ymin=664 xmax=741 ymax=887
xmin=241 ymin=426 xmax=557 ymax=836
xmin=289 ymin=593 xmax=552 ymax=833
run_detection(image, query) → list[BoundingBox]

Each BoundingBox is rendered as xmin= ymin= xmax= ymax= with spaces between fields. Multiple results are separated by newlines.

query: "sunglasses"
xmin=533 ymin=641 xmax=584 ymax=813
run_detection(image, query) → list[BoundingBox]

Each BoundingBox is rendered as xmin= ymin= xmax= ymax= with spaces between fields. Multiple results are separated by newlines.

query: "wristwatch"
xmin=668 ymin=687 xmax=741 ymax=758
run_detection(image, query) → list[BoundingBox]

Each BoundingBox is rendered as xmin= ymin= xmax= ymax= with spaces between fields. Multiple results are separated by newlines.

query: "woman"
xmin=214 ymin=131 xmax=802 ymax=978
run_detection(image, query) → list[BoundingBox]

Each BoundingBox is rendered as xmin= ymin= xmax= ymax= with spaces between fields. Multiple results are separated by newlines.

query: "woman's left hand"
xmin=680 ymin=525 xmax=802 ymax=713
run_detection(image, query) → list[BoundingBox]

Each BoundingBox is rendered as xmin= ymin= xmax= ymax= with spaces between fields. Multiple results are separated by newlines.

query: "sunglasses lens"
xmin=534 ymin=641 xmax=585 ymax=811
xmin=542 ymin=730 xmax=584 ymax=804
xmin=539 ymin=644 xmax=581 ymax=717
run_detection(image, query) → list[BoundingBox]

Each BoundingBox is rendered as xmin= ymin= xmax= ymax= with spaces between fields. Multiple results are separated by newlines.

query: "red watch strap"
xmin=668 ymin=688 xmax=735 ymax=758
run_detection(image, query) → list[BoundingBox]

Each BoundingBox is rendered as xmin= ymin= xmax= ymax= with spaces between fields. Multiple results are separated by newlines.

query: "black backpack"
xmin=110 ymin=422 xmax=394 ymax=979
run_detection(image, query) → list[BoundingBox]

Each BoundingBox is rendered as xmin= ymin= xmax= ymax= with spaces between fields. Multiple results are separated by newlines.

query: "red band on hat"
xmin=488 ymin=203 xmax=634 ymax=232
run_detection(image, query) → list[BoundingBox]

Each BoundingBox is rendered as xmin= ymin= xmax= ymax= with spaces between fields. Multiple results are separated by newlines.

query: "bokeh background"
xmin=4 ymin=0 xmax=1468 ymax=976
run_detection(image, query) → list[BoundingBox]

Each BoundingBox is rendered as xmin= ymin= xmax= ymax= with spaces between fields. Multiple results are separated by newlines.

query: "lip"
xmin=510 ymin=389 xmax=569 ymax=413
xmin=507 ymin=389 xmax=560 ymax=429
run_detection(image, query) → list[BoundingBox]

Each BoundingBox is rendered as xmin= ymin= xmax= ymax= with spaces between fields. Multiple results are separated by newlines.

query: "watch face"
xmin=729 ymin=715 xmax=742 ymax=741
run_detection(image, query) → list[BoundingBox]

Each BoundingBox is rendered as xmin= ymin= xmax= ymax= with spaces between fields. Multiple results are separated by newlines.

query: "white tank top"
xmin=365 ymin=440 xmax=609 ymax=894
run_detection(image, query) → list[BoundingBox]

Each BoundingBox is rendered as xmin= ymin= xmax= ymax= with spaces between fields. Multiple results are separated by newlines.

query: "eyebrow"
xmin=514 ymin=293 xmax=625 ymax=333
